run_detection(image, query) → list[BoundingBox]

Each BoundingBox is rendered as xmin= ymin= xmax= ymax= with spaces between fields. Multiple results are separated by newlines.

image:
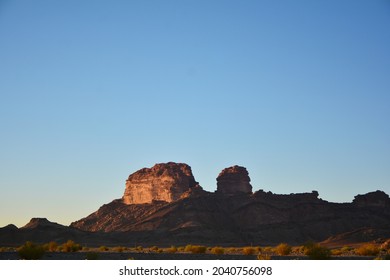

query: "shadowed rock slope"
xmin=2 ymin=162 xmax=389 ymax=247
xmin=70 ymin=162 xmax=390 ymax=245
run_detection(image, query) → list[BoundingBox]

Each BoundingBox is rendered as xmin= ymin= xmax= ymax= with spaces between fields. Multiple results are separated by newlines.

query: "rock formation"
xmin=4 ymin=162 xmax=390 ymax=248
xmin=353 ymin=190 xmax=390 ymax=208
xmin=216 ymin=165 xmax=252 ymax=194
xmin=70 ymin=163 xmax=390 ymax=246
xmin=123 ymin=162 xmax=199 ymax=204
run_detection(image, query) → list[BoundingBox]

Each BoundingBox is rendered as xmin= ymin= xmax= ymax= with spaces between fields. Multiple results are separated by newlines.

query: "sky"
xmin=0 ymin=0 xmax=389 ymax=227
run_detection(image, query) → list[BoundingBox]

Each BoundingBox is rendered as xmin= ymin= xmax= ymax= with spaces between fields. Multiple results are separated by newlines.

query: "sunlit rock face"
xmin=123 ymin=162 xmax=199 ymax=204
xmin=216 ymin=165 xmax=252 ymax=194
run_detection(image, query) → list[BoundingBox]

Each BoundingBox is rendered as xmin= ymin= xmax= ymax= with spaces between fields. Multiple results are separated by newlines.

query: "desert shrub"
xmin=17 ymin=241 xmax=45 ymax=260
xmin=150 ymin=246 xmax=159 ymax=252
xmin=47 ymin=241 xmax=58 ymax=252
xmin=341 ymin=246 xmax=353 ymax=253
xmin=184 ymin=244 xmax=193 ymax=252
xmin=242 ymin=247 xmax=256 ymax=255
xmin=0 ymin=247 xmax=13 ymax=252
xmin=263 ymin=246 xmax=274 ymax=253
xmin=62 ymin=240 xmax=82 ymax=252
xmin=331 ymin=249 xmax=343 ymax=256
xmin=99 ymin=246 xmax=109 ymax=252
xmin=210 ymin=247 xmax=225 ymax=255
xmin=380 ymin=239 xmax=390 ymax=250
xmin=304 ymin=243 xmax=331 ymax=260
xmin=275 ymin=243 xmax=292 ymax=256
xmin=257 ymin=253 xmax=272 ymax=260
xmin=167 ymin=246 xmax=177 ymax=253
xmin=185 ymin=245 xmax=206 ymax=254
xmin=191 ymin=245 xmax=207 ymax=254
xmin=177 ymin=246 xmax=184 ymax=252
xmin=224 ymin=247 xmax=235 ymax=254
xmin=114 ymin=246 xmax=125 ymax=253
xmin=86 ymin=252 xmax=99 ymax=260
xmin=292 ymin=246 xmax=305 ymax=254
xmin=355 ymin=244 xmax=380 ymax=256
xmin=136 ymin=246 xmax=143 ymax=252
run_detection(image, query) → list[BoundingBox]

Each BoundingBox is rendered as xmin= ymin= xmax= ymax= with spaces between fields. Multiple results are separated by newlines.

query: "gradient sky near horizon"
xmin=0 ymin=0 xmax=389 ymax=227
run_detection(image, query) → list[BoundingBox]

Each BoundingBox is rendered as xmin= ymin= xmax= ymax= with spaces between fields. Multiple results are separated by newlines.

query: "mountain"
xmin=70 ymin=162 xmax=390 ymax=246
xmin=1 ymin=162 xmax=389 ymax=247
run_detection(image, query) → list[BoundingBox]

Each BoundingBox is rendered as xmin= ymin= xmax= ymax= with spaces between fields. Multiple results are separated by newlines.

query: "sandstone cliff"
xmin=123 ymin=162 xmax=199 ymax=204
xmin=70 ymin=162 xmax=390 ymax=246
xmin=216 ymin=165 xmax=252 ymax=194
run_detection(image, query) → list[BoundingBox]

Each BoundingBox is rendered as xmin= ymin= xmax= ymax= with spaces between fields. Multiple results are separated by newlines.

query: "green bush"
xmin=210 ymin=247 xmax=225 ymax=255
xmin=304 ymin=243 xmax=331 ymax=260
xmin=275 ymin=243 xmax=292 ymax=256
xmin=355 ymin=244 xmax=380 ymax=256
xmin=242 ymin=247 xmax=256 ymax=255
xmin=18 ymin=242 xmax=45 ymax=260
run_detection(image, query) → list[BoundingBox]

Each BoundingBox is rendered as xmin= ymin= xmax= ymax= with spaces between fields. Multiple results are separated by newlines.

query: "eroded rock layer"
xmin=123 ymin=162 xmax=199 ymax=204
xmin=216 ymin=165 xmax=252 ymax=194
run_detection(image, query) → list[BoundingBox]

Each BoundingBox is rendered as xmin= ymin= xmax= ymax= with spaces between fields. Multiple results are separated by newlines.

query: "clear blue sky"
xmin=1 ymin=0 xmax=389 ymax=227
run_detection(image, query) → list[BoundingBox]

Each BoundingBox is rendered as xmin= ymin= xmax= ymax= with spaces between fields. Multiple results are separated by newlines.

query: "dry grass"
xmin=166 ymin=246 xmax=177 ymax=253
xmin=355 ymin=244 xmax=380 ymax=256
xmin=242 ymin=247 xmax=256 ymax=255
xmin=184 ymin=245 xmax=207 ymax=254
xmin=210 ymin=247 xmax=225 ymax=255
xmin=257 ymin=253 xmax=272 ymax=260
xmin=304 ymin=243 xmax=331 ymax=260
xmin=62 ymin=240 xmax=82 ymax=252
xmin=275 ymin=243 xmax=292 ymax=256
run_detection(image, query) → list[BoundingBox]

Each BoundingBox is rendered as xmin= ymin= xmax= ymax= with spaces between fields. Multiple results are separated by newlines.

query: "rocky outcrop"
xmin=4 ymin=162 xmax=390 ymax=248
xmin=21 ymin=218 xmax=64 ymax=229
xmin=353 ymin=190 xmax=390 ymax=208
xmin=216 ymin=165 xmax=252 ymax=194
xmin=180 ymin=184 xmax=209 ymax=199
xmin=123 ymin=162 xmax=199 ymax=204
xmin=71 ymin=162 xmax=390 ymax=245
